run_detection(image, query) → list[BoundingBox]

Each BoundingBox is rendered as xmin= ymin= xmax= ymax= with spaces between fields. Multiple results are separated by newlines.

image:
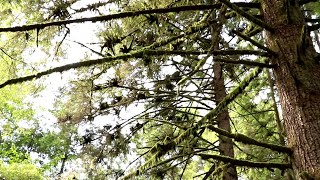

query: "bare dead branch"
xmin=214 ymin=58 xmax=275 ymax=68
xmin=68 ymin=40 xmax=105 ymax=57
xmin=232 ymin=30 xmax=277 ymax=56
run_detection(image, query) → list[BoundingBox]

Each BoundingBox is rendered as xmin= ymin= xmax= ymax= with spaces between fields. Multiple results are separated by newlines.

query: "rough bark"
xmin=267 ymin=70 xmax=294 ymax=180
xmin=261 ymin=0 xmax=320 ymax=178
xmin=214 ymin=62 xmax=238 ymax=180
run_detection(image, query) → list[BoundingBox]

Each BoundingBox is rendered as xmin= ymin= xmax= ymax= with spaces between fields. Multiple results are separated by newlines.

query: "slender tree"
xmin=0 ymin=0 xmax=319 ymax=179
xmin=210 ymin=5 xmax=237 ymax=179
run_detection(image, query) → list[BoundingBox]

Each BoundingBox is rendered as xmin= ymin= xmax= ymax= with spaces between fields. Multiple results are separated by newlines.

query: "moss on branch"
xmin=206 ymin=125 xmax=292 ymax=154
xmin=0 ymin=18 xmax=210 ymax=89
xmin=0 ymin=3 xmax=259 ymax=33
xmin=219 ymin=0 xmax=274 ymax=32
xmin=120 ymin=61 xmax=270 ymax=179
xmin=198 ymin=153 xmax=291 ymax=170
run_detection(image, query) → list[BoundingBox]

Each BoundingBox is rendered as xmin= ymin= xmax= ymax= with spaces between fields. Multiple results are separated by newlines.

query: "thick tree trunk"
xmin=262 ymin=0 xmax=320 ymax=179
xmin=214 ymin=63 xmax=238 ymax=180
xmin=267 ymin=70 xmax=294 ymax=180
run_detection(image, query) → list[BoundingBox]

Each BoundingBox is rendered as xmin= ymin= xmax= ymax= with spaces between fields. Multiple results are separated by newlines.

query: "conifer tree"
xmin=0 ymin=0 xmax=319 ymax=179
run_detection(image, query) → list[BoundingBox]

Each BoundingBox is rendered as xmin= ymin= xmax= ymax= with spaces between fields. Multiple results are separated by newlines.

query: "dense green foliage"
xmin=0 ymin=162 xmax=44 ymax=180
xmin=0 ymin=0 xmax=318 ymax=179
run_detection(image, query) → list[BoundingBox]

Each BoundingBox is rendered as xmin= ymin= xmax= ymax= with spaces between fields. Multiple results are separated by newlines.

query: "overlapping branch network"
xmin=3 ymin=1 xmax=317 ymax=178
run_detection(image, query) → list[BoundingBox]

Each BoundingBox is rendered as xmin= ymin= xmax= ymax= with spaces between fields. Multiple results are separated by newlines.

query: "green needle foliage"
xmin=0 ymin=0 xmax=319 ymax=179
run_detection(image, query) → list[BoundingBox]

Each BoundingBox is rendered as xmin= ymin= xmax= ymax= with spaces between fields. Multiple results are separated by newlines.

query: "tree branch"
xmin=149 ymin=49 xmax=271 ymax=57
xmin=206 ymin=125 xmax=292 ymax=154
xmin=71 ymin=1 xmax=110 ymax=14
xmin=155 ymin=65 xmax=265 ymax=162
xmin=232 ymin=30 xmax=277 ymax=56
xmin=308 ymin=24 xmax=320 ymax=31
xmin=0 ymin=14 xmax=212 ymax=89
xmin=298 ymin=0 xmax=318 ymax=5
xmin=120 ymin=65 xmax=266 ymax=179
xmin=214 ymin=58 xmax=275 ymax=68
xmin=0 ymin=49 xmax=269 ymax=89
xmin=198 ymin=153 xmax=291 ymax=170
xmin=58 ymin=151 xmax=68 ymax=175
xmin=305 ymin=18 xmax=320 ymax=23
xmin=0 ymin=3 xmax=261 ymax=33
xmin=0 ymin=5 xmax=214 ymax=33
xmin=219 ymin=0 xmax=274 ymax=32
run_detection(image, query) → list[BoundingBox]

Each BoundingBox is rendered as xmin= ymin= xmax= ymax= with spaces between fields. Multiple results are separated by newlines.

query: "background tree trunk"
xmin=210 ymin=6 xmax=237 ymax=178
xmin=214 ymin=62 xmax=238 ymax=180
xmin=262 ymin=0 xmax=320 ymax=178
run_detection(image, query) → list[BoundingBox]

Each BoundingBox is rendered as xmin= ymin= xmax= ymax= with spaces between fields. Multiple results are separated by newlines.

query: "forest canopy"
xmin=0 ymin=0 xmax=319 ymax=179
